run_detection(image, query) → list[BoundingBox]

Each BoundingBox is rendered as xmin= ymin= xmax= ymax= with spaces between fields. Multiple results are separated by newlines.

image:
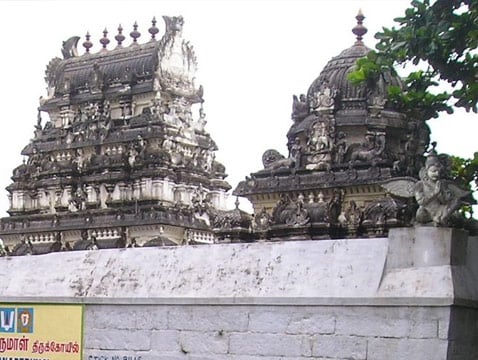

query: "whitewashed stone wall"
xmin=83 ymin=304 xmax=453 ymax=360
xmin=1 ymin=227 xmax=478 ymax=359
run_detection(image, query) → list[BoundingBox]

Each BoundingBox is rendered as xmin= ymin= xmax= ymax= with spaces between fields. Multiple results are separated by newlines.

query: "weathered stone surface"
xmin=386 ymin=227 xmax=468 ymax=270
xmin=178 ymin=331 xmax=229 ymax=354
xmin=82 ymin=304 xmax=457 ymax=359
xmin=367 ymin=338 xmax=448 ymax=360
xmin=378 ymin=228 xmax=478 ymax=302
xmin=229 ymin=333 xmax=311 ymax=357
xmin=0 ymin=238 xmax=388 ymax=300
xmin=85 ymin=328 xmax=152 ymax=350
xmin=334 ymin=308 xmax=440 ymax=339
xmin=167 ymin=306 xmax=249 ymax=332
xmin=150 ymin=330 xmax=181 ymax=352
xmin=248 ymin=308 xmax=335 ymax=335
xmin=3 ymin=230 xmax=477 ymax=304
xmin=311 ymin=335 xmax=367 ymax=359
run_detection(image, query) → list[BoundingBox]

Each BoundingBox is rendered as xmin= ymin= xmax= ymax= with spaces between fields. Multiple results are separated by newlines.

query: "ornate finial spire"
xmin=99 ymin=28 xmax=110 ymax=50
xmin=235 ymin=197 xmax=240 ymax=209
xmin=148 ymin=17 xmax=159 ymax=40
xmin=130 ymin=21 xmax=141 ymax=44
xmin=82 ymin=31 xmax=93 ymax=54
xmin=352 ymin=9 xmax=367 ymax=44
xmin=115 ymin=24 xmax=125 ymax=47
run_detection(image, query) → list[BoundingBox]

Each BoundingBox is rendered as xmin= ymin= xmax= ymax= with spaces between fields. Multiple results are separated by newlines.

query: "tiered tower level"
xmin=234 ymin=12 xmax=431 ymax=239
xmin=0 ymin=16 xmax=232 ymax=254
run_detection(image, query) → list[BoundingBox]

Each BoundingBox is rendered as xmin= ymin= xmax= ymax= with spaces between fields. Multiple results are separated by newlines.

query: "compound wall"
xmin=1 ymin=227 xmax=477 ymax=359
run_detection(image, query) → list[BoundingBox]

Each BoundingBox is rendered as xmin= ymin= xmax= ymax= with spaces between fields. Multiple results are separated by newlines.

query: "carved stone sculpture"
xmin=311 ymin=84 xmax=336 ymax=112
xmin=291 ymin=94 xmax=308 ymax=122
xmin=262 ymin=149 xmax=294 ymax=170
xmin=349 ymin=131 xmax=386 ymax=163
xmin=381 ymin=144 xmax=474 ymax=226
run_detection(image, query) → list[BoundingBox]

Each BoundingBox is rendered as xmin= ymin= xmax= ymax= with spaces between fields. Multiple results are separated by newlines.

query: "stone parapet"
xmin=2 ymin=228 xmax=477 ymax=306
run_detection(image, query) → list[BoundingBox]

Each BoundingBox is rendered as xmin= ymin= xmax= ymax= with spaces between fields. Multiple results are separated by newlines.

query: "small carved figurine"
xmin=381 ymin=143 xmax=474 ymax=226
xmin=291 ymin=94 xmax=308 ymax=121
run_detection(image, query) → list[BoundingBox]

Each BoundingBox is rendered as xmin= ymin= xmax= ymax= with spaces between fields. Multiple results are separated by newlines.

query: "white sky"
xmin=0 ymin=0 xmax=476 ymax=215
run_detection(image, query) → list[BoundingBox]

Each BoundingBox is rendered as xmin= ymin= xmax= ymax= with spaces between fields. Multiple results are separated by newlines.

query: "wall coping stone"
xmin=1 ymin=228 xmax=477 ymax=308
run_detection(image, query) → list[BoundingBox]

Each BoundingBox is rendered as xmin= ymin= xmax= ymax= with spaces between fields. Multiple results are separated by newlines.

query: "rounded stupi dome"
xmin=283 ymin=10 xmax=429 ymax=180
xmin=306 ymin=10 xmax=403 ymax=113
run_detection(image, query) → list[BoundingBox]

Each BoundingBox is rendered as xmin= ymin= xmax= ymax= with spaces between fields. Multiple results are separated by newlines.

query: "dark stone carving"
xmin=310 ymin=83 xmax=337 ymax=113
xmin=262 ymin=149 xmax=294 ymax=171
xmin=291 ymin=94 xmax=308 ymax=122
xmin=362 ymin=195 xmax=412 ymax=235
xmin=272 ymin=192 xmax=333 ymax=228
xmin=306 ymin=193 xmax=329 ymax=224
xmin=381 ymin=143 xmax=475 ymax=227
xmin=11 ymin=238 xmax=34 ymax=256
xmin=254 ymin=207 xmax=272 ymax=232
xmin=349 ymin=131 xmax=386 ymax=164
xmin=61 ymin=36 xmax=80 ymax=59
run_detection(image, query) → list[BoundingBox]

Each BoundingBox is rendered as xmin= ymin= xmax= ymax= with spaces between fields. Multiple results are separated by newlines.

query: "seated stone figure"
xmin=381 ymin=144 xmax=473 ymax=227
xmin=414 ymin=147 xmax=473 ymax=226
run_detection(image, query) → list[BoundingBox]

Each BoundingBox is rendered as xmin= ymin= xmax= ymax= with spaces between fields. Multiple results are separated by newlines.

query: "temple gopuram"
xmin=0 ymin=16 xmax=238 ymax=255
xmin=233 ymin=11 xmax=433 ymax=240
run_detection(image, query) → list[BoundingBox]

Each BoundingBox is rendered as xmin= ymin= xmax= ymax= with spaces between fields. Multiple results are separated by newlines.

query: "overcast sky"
xmin=0 ymin=0 xmax=475 ymax=215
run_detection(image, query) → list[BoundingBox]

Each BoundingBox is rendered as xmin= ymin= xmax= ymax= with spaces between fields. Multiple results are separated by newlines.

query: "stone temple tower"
xmin=234 ymin=11 xmax=431 ymax=240
xmin=0 ymin=16 xmax=232 ymax=254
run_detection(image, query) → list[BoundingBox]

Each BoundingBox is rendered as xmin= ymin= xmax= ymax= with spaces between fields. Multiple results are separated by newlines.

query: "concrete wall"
xmin=2 ymin=227 xmax=478 ymax=359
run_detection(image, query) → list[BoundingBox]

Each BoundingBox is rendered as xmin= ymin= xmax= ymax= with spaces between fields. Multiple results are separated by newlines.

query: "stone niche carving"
xmin=310 ymin=83 xmax=337 ymax=113
xmin=348 ymin=130 xmax=386 ymax=164
xmin=304 ymin=120 xmax=334 ymax=171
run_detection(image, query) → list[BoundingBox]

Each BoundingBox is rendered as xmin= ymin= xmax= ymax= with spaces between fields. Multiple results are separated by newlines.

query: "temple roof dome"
xmin=305 ymin=11 xmax=403 ymax=113
xmin=306 ymin=42 xmax=370 ymax=103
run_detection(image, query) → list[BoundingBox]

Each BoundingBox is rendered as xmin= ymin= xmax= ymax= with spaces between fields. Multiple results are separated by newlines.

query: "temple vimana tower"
xmin=233 ymin=11 xmax=434 ymax=239
xmin=0 ymin=16 xmax=236 ymax=254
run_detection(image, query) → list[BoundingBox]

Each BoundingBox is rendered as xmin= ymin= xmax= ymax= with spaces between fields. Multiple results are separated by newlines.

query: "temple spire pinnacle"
xmin=352 ymin=9 xmax=367 ymax=44
xmin=130 ymin=21 xmax=141 ymax=44
xmin=100 ymin=28 xmax=110 ymax=51
xmin=149 ymin=17 xmax=159 ymax=40
xmin=82 ymin=31 xmax=93 ymax=54
xmin=115 ymin=24 xmax=125 ymax=47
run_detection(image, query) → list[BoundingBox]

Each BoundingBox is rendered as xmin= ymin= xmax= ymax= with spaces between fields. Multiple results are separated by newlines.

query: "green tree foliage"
xmin=451 ymin=153 xmax=478 ymax=190
xmin=349 ymin=0 xmax=478 ymax=120
xmin=450 ymin=153 xmax=478 ymax=217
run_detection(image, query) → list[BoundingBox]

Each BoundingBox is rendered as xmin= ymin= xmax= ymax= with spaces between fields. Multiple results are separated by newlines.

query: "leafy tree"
xmin=451 ymin=153 xmax=478 ymax=191
xmin=450 ymin=153 xmax=478 ymax=218
xmin=349 ymin=0 xmax=478 ymax=120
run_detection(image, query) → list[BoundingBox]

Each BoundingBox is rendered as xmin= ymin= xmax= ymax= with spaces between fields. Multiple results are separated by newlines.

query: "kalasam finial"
xmin=149 ymin=17 xmax=159 ymax=40
xmin=115 ymin=24 xmax=125 ymax=47
xmin=352 ymin=9 xmax=367 ymax=44
xmin=82 ymin=31 xmax=93 ymax=54
xmin=130 ymin=21 xmax=141 ymax=44
xmin=100 ymin=28 xmax=110 ymax=50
